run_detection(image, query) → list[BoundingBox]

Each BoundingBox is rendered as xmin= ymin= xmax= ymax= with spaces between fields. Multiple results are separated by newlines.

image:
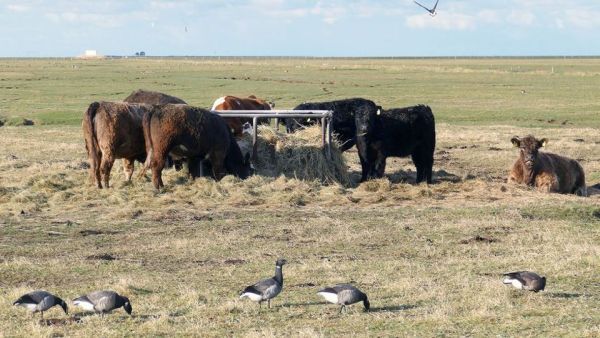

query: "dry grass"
xmin=248 ymin=125 xmax=350 ymax=186
xmin=0 ymin=123 xmax=599 ymax=337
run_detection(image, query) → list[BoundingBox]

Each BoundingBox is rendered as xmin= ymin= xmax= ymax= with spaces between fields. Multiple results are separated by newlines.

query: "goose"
xmin=240 ymin=258 xmax=287 ymax=309
xmin=503 ymin=271 xmax=546 ymax=292
xmin=317 ymin=284 xmax=370 ymax=314
xmin=13 ymin=290 xmax=68 ymax=319
xmin=73 ymin=290 xmax=132 ymax=317
xmin=414 ymin=0 xmax=439 ymax=16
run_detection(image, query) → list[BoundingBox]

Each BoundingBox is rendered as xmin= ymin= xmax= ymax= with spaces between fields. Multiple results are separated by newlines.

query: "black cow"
xmin=286 ymin=98 xmax=381 ymax=152
xmin=355 ymin=105 xmax=436 ymax=183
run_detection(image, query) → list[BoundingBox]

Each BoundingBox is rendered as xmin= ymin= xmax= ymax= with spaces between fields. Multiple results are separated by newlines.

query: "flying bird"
xmin=414 ymin=0 xmax=439 ymax=16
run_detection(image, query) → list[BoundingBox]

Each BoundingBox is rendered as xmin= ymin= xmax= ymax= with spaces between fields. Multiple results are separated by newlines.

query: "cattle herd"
xmin=82 ymin=89 xmax=588 ymax=196
xmin=10 ymin=88 xmax=591 ymax=323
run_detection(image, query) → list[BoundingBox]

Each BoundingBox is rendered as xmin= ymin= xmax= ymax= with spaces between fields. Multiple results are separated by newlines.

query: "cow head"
xmin=511 ymin=135 xmax=547 ymax=169
xmin=354 ymin=108 xmax=378 ymax=137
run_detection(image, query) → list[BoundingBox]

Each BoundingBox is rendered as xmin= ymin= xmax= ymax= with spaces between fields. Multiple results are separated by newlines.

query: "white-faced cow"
xmin=508 ymin=135 xmax=586 ymax=196
xmin=355 ymin=105 xmax=436 ymax=183
xmin=142 ymin=104 xmax=253 ymax=190
xmin=82 ymin=101 xmax=153 ymax=188
xmin=211 ymin=95 xmax=273 ymax=138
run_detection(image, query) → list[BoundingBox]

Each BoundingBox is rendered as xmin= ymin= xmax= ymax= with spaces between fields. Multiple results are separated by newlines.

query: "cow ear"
xmin=511 ymin=137 xmax=520 ymax=147
xmin=539 ymin=138 xmax=548 ymax=148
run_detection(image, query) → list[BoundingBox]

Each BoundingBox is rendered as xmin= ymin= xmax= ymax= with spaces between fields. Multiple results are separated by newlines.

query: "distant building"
xmin=78 ymin=50 xmax=104 ymax=59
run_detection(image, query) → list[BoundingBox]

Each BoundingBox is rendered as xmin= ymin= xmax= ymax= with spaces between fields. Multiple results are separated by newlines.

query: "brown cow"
xmin=123 ymin=89 xmax=187 ymax=105
xmin=210 ymin=95 xmax=273 ymax=138
xmin=124 ymin=89 xmax=187 ymax=170
xmin=82 ymin=101 xmax=152 ymax=188
xmin=508 ymin=135 xmax=587 ymax=196
xmin=142 ymin=104 xmax=252 ymax=190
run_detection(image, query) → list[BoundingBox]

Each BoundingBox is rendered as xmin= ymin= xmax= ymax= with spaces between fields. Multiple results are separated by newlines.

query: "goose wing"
xmin=243 ymin=277 xmax=278 ymax=298
xmin=432 ymin=0 xmax=440 ymax=11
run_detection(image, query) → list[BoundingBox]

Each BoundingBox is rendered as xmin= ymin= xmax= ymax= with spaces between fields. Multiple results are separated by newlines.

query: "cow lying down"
xmin=82 ymin=101 xmax=152 ymax=188
xmin=508 ymin=135 xmax=587 ymax=196
xmin=142 ymin=104 xmax=253 ymax=190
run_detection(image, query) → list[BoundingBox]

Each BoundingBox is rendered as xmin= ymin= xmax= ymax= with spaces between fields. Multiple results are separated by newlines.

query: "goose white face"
xmin=73 ymin=300 xmax=95 ymax=311
xmin=317 ymin=291 xmax=339 ymax=304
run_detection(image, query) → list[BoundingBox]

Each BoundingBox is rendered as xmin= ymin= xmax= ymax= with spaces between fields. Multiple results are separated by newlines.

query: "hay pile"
xmin=240 ymin=126 xmax=350 ymax=186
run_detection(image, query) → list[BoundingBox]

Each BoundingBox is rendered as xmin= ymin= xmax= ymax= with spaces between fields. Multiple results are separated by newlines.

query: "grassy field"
xmin=0 ymin=58 xmax=599 ymax=337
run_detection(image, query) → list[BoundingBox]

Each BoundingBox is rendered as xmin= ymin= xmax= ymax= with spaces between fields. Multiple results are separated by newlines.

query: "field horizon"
xmin=0 ymin=58 xmax=599 ymax=337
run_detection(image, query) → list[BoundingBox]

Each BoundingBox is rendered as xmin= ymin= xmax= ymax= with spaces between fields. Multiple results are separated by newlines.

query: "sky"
xmin=0 ymin=0 xmax=599 ymax=57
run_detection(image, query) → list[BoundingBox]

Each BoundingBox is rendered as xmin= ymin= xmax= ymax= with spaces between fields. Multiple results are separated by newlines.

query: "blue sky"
xmin=1 ymin=0 xmax=599 ymax=57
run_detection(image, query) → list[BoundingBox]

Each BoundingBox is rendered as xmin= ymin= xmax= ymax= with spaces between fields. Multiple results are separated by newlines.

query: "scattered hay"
xmin=243 ymin=126 xmax=350 ymax=186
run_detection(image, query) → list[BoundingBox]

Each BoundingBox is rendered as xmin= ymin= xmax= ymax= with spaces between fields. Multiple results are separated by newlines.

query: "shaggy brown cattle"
xmin=211 ymin=95 xmax=273 ymax=138
xmin=142 ymin=104 xmax=252 ymax=189
xmin=82 ymin=101 xmax=152 ymax=188
xmin=123 ymin=89 xmax=187 ymax=105
xmin=124 ymin=89 xmax=187 ymax=170
xmin=508 ymin=135 xmax=587 ymax=196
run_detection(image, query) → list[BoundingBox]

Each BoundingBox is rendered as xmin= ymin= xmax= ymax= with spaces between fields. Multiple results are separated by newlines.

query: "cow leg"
xmin=87 ymin=148 xmax=102 ymax=188
xmin=100 ymin=153 xmax=115 ymax=188
xmin=373 ymin=155 xmax=387 ymax=179
xmin=209 ymin=153 xmax=227 ymax=181
xmin=358 ymin=151 xmax=371 ymax=182
xmin=151 ymin=157 xmax=166 ymax=190
xmin=187 ymin=157 xmax=202 ymax=180
xmin=150 ymin=147 xmax=169 ymax=190
xmin=123 ymin=158 xmax=135 ymax=182
xmin=412 ymin=149 xmax=433 ymax=184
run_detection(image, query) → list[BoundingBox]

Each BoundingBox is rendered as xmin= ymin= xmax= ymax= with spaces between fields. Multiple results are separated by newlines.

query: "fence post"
xmin=326 ymin=115 xmax=332 ymax=159
xmin=252 ymin=116 xmax=258 ymax=162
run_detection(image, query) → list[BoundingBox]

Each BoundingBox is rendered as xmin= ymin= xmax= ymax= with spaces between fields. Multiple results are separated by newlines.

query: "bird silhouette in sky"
xmin=414 ymin=0 xmax=439 ymax=16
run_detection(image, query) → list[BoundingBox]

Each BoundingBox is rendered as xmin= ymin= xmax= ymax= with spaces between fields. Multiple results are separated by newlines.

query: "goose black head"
xmin=58 ymin=298 xmax=68 ymax=314
xmin=122 ymin=297 xmax=133 ymax=315
xmin=276 ymin=258 xmax=287 ymax=267
xmin=536 ymin=276 xmax=547 ymax=292
xmin=363 ymin=296 xmax=370 ymax=311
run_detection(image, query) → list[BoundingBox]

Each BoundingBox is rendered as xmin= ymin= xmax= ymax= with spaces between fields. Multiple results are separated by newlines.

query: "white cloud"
xmin=406 ymin=12 xmax=476 ymax=30
xmin=563 ymin=9 xmax=600 ymax=28
xmin=507 ymin=10 xmax=536 ymax=26
xmin=6 ymin=4 xmax=30 ymax=12
xmin=477 ymin=10 xmax=501 ymax=24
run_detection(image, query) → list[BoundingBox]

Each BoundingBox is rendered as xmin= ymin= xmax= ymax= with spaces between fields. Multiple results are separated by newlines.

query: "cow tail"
xmin=84 ymin=102 xmax=101 ymax=180
xmin=140 ymin=108 xmax=154 ymax=177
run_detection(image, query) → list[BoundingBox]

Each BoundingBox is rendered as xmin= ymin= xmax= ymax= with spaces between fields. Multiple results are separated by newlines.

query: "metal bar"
xmin=326 ymin=116 xmax=332 ymax=159
xmin=212 ymin=113 xmax=332 ymax=119
xmin=321 ymin=116 xmax=326 ymax=148
xmin=212 ymin=110 xmax=331 ymax=114
xmin=252 ymin=116 xmax=258 ymax=162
